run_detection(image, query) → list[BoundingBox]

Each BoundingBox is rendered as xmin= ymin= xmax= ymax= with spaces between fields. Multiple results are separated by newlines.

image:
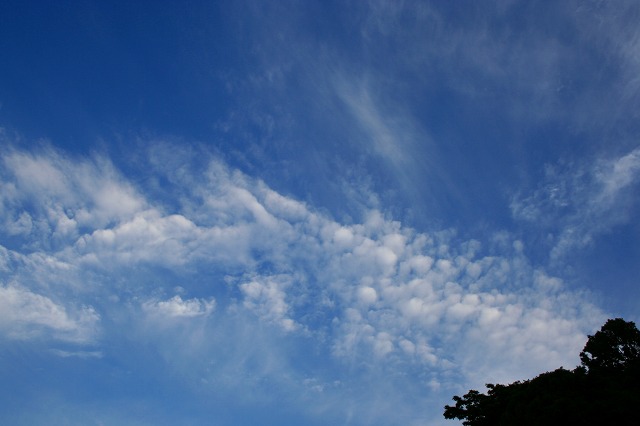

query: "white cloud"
xmin=143 ymin=295 xmax=215 ymax=318
xmin=0 ymin=143 xmax=606 ymax=392
xmin=1 ymin=147 xmax=145 ymax=246
xmin=240 ymin=275 xmax=298 ymax=332
xmin=75 ymin=210 xmax=202 ymax=266
xmin=595 ymin=147 xmax=640 ymax=205
xmin=0 ymin=284 xmax=99 ymax=343
xmin=357 ymin=286 xmax=378 ymax=306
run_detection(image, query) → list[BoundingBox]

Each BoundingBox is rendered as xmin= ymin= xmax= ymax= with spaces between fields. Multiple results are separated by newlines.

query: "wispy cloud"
xmin=220 ymin=0 xmax=640 ymax=231
xmin=511 ymin=147 xmax=640 ymax=260
xmin=143 ymin=295 xmax=215 ymax=319
xmin=49 ymin=348 xmax=103 ymax=358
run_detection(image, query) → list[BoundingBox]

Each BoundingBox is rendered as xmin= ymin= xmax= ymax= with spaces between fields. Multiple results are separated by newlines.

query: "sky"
xmin=1 ymin=1 xmax=639 ymax=425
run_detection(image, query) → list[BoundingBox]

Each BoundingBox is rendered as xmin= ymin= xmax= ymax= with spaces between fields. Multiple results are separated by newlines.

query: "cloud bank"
xmin=0 ymin=140 xmax=607 ymax=424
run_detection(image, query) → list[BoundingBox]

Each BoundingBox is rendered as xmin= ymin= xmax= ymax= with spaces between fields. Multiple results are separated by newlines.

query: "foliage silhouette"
xmin=580 ymin=317 xmax=640 ymax=373
xmin=443 ymin=318 xmax=640 ymax=425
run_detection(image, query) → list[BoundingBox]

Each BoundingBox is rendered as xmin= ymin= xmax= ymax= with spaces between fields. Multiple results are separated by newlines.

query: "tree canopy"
xmin=443 ymin=318 xmax=640 ymax=425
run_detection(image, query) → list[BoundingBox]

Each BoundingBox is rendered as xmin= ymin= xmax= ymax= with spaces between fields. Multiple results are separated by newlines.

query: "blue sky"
xmin=1 ymin=1 xmax=639 ymax=425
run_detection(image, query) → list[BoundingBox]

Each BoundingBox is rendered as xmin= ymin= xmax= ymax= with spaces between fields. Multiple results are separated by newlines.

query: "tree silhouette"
xmin=580 ymin=318 xmax=640 ymax=373
xmin=443 ymin=318 xmax=640 ymax=425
